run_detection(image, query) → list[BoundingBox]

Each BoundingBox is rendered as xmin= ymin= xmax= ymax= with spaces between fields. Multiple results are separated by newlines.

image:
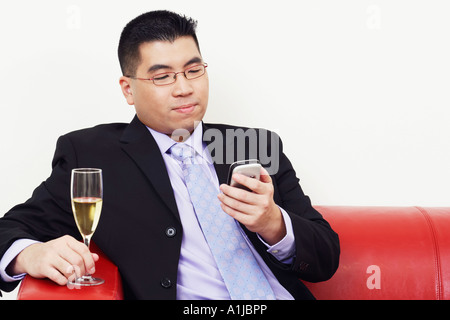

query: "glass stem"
xmin=84 ymin=236 xmax=90 ymax=248
xmin=83 ymin=236 xmax=92 ymax=278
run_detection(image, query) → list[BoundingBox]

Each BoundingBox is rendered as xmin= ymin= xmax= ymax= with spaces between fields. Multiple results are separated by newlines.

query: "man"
xmin=0 ymin=10 xmax=339 ymax=299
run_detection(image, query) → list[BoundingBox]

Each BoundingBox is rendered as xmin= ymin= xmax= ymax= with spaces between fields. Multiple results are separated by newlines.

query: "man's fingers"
xmin=230 ymin=170 xmax=272 ymax=195
xmin=47 ymin=267 xmax=70 ymax=286
xmin=65 ymin=237 xmax=96 ymax=274
xmin=220 ymin=182 xmax=258 ymax=204
xmin=58 ymin=245 xmax=88 ymax=276
xmin=232 ymin=173 xmax=261 ymax=193
xmin=218 ymin=192 xmax=255 ymax=214
xmin=259 ymin=167 xmax=272 ymax=183
xmin=46 ymin=255 xmax=76 ymax=285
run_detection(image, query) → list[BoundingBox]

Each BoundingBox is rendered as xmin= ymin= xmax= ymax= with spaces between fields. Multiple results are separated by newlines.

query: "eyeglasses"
xmin=126 ymin=63 xmax=208 ymax=86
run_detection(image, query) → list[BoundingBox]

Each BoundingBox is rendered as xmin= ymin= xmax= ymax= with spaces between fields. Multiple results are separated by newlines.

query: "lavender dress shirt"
xmin=148 ymin=124 xmax=295 ymax=300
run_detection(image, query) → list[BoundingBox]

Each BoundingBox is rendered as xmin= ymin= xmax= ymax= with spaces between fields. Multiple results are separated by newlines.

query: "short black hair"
xmin=118 ymin=10 xmax=200 ymax=76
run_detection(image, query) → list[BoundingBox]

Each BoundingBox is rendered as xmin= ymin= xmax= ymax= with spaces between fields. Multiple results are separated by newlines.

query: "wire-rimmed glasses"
xmin=125 ymin=63 xmax=208 ymax=86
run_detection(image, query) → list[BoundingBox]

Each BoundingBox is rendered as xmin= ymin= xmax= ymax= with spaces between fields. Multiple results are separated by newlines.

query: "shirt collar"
xmin=146 ymin=123 xmax=212 ymax=164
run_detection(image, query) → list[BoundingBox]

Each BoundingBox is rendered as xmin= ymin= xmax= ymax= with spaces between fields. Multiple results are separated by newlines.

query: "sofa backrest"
xmin=304 ymin=206 xmax=450 ymax=300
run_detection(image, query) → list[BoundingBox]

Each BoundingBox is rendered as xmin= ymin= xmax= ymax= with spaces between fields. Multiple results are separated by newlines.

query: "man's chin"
xmin=168 ymin=121 xmax=202 ymax=142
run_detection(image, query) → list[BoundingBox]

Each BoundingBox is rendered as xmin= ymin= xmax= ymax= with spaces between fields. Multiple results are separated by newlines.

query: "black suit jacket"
xmin=0 ymin=116 xmax=339 ymax=299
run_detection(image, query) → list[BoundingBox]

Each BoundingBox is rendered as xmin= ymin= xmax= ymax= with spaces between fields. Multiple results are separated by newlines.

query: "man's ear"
xmin=119 ymin=76 xmax=135 ymax=106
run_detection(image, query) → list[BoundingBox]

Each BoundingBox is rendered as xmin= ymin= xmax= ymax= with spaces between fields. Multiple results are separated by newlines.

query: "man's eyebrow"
xmin=183 ymin=57 xmax=203 ymax=67
xmin=147 ymin=64 xmax=171 ymax=73
xmin=147 ymin=57 xmax=203 ymax=74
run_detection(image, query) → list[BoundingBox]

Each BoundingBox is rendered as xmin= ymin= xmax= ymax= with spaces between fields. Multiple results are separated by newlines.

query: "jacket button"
xmin=161 ymin=277 xmax=172 ymax=288
xmin=165 ymin=227 xmax=177 ymax=238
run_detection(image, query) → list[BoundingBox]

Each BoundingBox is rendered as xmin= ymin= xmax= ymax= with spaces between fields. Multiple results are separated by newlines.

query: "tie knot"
xmin=169 ymin=143 xmax=195 ymax=162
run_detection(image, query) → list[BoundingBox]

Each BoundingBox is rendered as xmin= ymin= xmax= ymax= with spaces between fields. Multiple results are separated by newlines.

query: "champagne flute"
xmin=69 ymin=168 xmax=104 ymax=286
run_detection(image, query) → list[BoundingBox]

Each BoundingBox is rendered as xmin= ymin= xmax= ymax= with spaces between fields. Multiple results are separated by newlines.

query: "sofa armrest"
xmin=17 ymin=242 xmax=123 ymax=300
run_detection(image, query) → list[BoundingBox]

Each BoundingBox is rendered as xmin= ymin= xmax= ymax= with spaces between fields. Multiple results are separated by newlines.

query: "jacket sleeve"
xmin=0 ymin=135 xmax=81 ymax=293
xmin=269 ymin=132 xmax=340 ymax=283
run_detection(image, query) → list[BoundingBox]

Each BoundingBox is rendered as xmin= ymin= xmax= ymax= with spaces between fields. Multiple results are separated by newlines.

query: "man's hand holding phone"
xmin=218 ymin=161 xmax=286 ymax=246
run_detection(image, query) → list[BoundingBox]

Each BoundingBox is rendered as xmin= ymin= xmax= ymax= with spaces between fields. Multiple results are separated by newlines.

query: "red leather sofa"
xmin=16 ymin=206 xmax=450 ymax=300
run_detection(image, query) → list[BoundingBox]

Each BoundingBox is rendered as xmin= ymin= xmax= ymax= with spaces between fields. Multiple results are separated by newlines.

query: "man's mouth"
xmin=173 ymin=104 xmax=196 ymax=114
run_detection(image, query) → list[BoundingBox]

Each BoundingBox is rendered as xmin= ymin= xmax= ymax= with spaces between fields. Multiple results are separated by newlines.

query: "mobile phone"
xmin=227 ymin=159 xmax=262 ymax=191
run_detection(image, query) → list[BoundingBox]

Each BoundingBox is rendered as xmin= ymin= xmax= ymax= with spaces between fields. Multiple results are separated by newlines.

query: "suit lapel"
xmin=118 ymin=119 xmax=238 ymax=223
xmin=120 ymin=116 xmax=180 ymax=222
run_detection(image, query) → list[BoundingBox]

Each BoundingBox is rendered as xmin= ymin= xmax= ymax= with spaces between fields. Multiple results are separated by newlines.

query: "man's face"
xmin=120 ymin=36 xmax=209 ymax=136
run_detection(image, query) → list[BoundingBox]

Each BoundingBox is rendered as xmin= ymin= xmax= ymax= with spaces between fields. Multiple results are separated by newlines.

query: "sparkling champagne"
xmin=69 ymin=168 xmax=104 ymax=286
xmin=72 ymin=197 xmax=102 ymax=237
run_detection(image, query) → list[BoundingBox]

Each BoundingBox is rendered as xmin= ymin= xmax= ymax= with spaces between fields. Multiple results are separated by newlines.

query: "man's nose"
xmin=172 ymin=73 xmax=194 ymax=96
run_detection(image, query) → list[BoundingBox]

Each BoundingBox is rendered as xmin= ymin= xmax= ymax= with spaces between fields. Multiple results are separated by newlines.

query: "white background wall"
xmin=1 ymin=0 xmax=450 ymax=210
xmin=1 ymin=0 xmax=449 ymax=299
